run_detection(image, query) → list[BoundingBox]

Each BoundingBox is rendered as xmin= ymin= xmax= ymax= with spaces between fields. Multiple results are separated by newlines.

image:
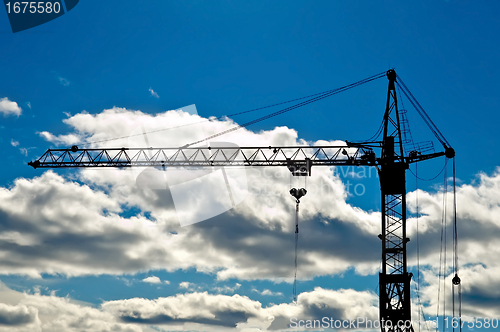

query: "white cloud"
xmin=252 ymin=289 xmax=282 ymax=297
xmin=149 ymin=88 xmax=159 ymax=98
xmin=26 ymin=102 xmax=31 ymax=109
xmin=212 ymin=283 xmax=241 ymax=294
xmin=101 ymin=287 xmax=378 ymax=331
xmin=0 ymin=97 xmax=22 ymax=116
xmin=179 ymin=281 xmax=192 ymax=289
xmin=402 ymin=168 xmax=500 ymax=319
xmin=11 ymin=106 xmax=500 ymax=320
xmin=10 ymin=140 xmax=32 ymax=156
xmin=0 ymin=171 xmax=170 ymax=277
xmin=142 ymin=276 xmax=162 ymax=284
xmin=38 ymin=131 xmax=81 ymax=146
xmin=0 ymin=281 xmax=380 ymax=332
xmin=29 ymin=107 xmax=381 ymax=281
xmin=23 ymin=294 xmax=140 ymax=332
xmin=0 ymin=282 xmax=142 ymax=332
xmin=58 ymin=76 xmax=70 ymax=86
xmin=0 ymin=303 xmax=38 ymax=327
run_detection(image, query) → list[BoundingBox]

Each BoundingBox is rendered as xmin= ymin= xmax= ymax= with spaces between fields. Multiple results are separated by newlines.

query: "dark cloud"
xmin=0 ymin=304 xmax=36 ymax=326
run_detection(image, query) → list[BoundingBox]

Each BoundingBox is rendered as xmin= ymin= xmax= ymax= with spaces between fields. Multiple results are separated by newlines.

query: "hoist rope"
xmin=437 ymin=163 xmax=448 ymax=332
xmin=290 ymin=182 xmax=306 ymax=304
xmin=458 ymin=283 xmax=462 ymax=332
xmin=416 ymin=162 xmax=422 ymax=332
xmin=452 ymin=166 xmax=456 ymax=332
xmin=452 ymin=158 xmax=462 ymax=332
xmin=453 ymin=158 xmax=458 ymax=279
xmin=293 ymin=200 xmax=299 ymax=303
xmin=435 ymin=157 xmax=462 ymax=332
xmin=184 ymin=72 xmax=386 ymax=147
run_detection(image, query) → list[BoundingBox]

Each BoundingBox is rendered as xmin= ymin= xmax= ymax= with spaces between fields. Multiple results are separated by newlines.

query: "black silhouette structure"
xmin=29 ymin=70 xmax=455 ymax=332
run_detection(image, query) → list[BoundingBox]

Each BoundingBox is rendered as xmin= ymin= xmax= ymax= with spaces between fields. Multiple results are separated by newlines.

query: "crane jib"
xmin=28 ymin=144 xmax=445 ymax=172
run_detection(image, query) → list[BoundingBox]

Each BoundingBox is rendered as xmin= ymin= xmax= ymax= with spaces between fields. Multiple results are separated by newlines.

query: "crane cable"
xmin=409 ymin=158 xmax=448 ymax=182
xmin=73 ymin=71 xmax=385 ymax=148
xmin=436 ymin=157 xmax=461 ymax=332
xmin=184 ymin=72 xmax=386 ymax=147
xmin=289 ymin=185 xmax=307 ymax=304
xmin=293 ymin=199 xmax=299 ymax=303
xmin=395 ymin=76 xmax=451 ymax=149
xmin=415 ymin=162 xmax=426 ymax=332
xmin=437 ymin=163 xmax=448 ymax=332
xmin=451 ymin=158 xmax=462 ymax=332
xmin=80 ymin=78 xmax=384 ymax=147
xmin=351 ymin=116 xmax=384 ymax=143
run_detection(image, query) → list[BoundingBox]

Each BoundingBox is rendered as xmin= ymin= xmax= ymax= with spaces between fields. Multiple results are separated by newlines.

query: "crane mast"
xmin=379 ymin=69 xmax=412 ymax=332
xmin=28 ymin=70 xmax=453 ymax=332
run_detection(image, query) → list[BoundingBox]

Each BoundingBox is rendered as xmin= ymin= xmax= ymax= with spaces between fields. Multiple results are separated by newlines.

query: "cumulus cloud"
xmin=0 ymin=283 xmax=145 ymax=332
xmin=8 ymin=106 xmax=500 ymax=321
xmin=0 ymin=97 xmax=22 ymax=116
xmin=10 ymin=140 xmax=19 ymax=147
xmin=213 ymin=283 xmax=241 ymax=294
xmin=0 ymin=171 xmax=171 ymax=277
xmin=24 ymin=107 xmax=381 ymax=281
xmin=103 ymin=292 xmax=269 ymax=328
xmin=142 ymin=276 xmax=162 ymax=284
xmin=0 ymin=281 xmax=380 ymax=332
xmin=149 ymin=88 xmax=159 ymax=98
xmin=101 ymin=287 xmax=378 ymax=331
xmin=403 ymin=168 xmax=500 ymax=318
xmin=179 ymin=282 xmax=192 ymax=289
xmin=253 ymin=289 xmax=283 ymax=297
xmin=21 ymin=293 xmax=140 ymax=332
xmin=0 ymin=303 xmax=37 ymax=326
xmin=38 ymin=131 xmax=81 ymax=146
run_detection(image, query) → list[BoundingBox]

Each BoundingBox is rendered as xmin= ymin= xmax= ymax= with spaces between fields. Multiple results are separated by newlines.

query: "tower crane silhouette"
xmin=29 ymin=69 xmax=457 ymax=332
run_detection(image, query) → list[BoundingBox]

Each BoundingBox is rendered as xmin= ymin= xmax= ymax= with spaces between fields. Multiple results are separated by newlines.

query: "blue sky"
xmin=1 ymin=1 xmax=500 ymax=331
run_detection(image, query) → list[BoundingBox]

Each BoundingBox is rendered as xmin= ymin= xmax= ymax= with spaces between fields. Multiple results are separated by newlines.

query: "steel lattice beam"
xmin=379 ymin=70 xmax=413 ymax=332
xmin=28 ymin=144 xmax=443 ymax=170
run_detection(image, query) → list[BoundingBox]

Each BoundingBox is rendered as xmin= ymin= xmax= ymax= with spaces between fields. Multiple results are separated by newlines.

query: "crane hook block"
xmin=452 ymin=273 xmax=461 ymax=286
xmin=290 ymin=188 xmax=307 ymax=202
